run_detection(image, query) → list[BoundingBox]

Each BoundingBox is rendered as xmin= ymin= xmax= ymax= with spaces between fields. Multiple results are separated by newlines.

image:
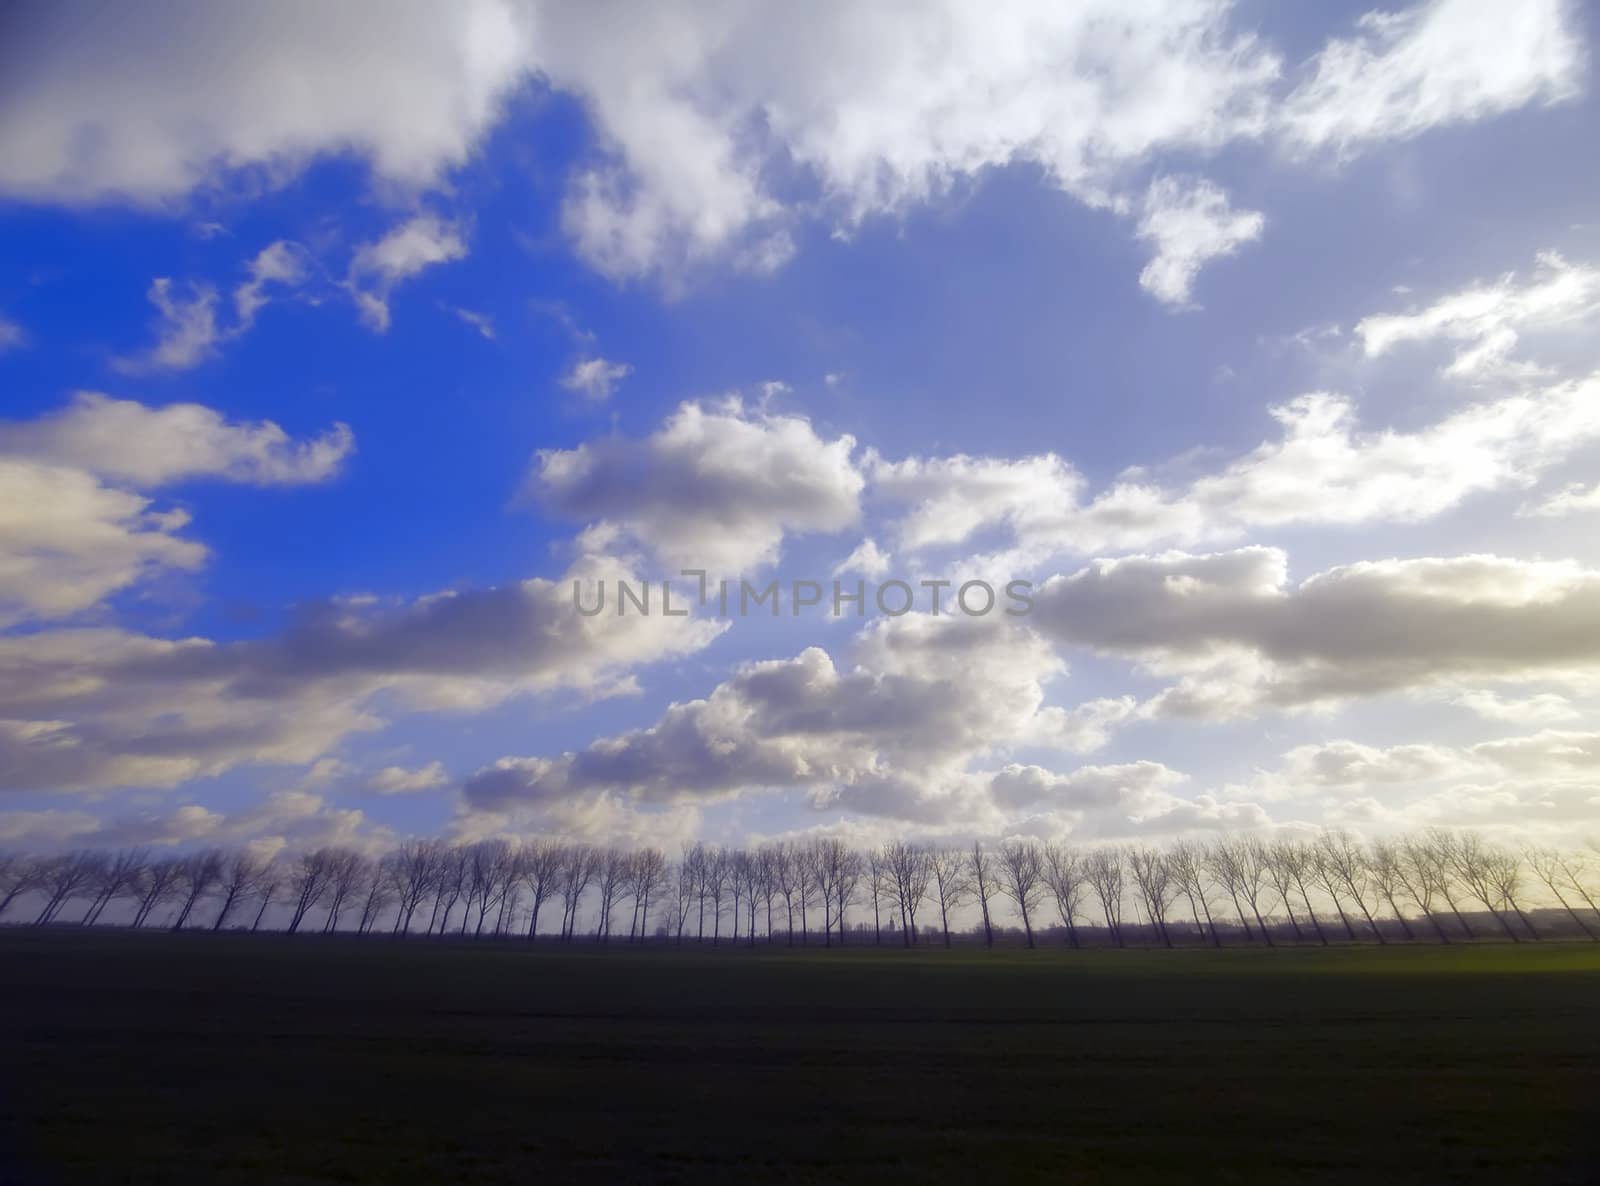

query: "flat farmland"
xmin=2 ymin=930 xmax=1597 ymax=1184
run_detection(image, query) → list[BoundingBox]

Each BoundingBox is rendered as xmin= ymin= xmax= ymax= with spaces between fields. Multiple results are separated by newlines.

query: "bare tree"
xmin=884 ymin=842 xmax=930 ymax=946
xmin=1085 ymin=847 xmax=1127 ymax=947
xmin=82 ymin=848 xmax=148 ymax=925
xmin=1276 ymin=841 xmax=1329 ymax=946
xmin=321 ymin=850 xmax=370 ymax=934
xmin=673 ymin=848 xmax=696 ymax=943
xmin=1445 ymin=831 xmax=1524 ymax=942
xmin=0 ymin=853 xmax=41 ymax=920
xmin=1204 ymin=840 xmax=1256 ymax=943
xmin=1365 ymin=839 xmax=1418 ymax=941
xmin=1234 ymin=839 xmax=1277 ymax=946
xmin=1485 ymin=843 xmax=1539 ymax=940
xmin=170 ymin=850 xmax=225 ymax=931
xmin=211 ymin=850 xmax=267 ymax=931
xmin=1554 ymin=849 xmax=1600 ymax=924
xmin=770 ymin=842 xmax=799 ymax=944
xmin=630 ymin=847 xmax=668 ymax=941
xmin=1394 ymin=836 xmax=1451 ymax=943
xmin=132 ymin=858 xmax=185 ymax=928
xmin=705 ymin=847 xmax=730 ymax=945
xmin=594 ymin=846 xmax=631 ymax=941
xmin=1526 ymin=847 xmax=1598 ymax=941
xmin=865 ymin=846 xmax=889 ymax=945
xmin=967 ymin=841 xmax=999 ymax=948
xmin=387 ymin=840 xmax=441 ymax=935
xmin=795 ymin=843 xmax=819 ymax=944
xmin=285 ymin=849 xmax=335 ymax=935
xmin=811 ymin=841 xmax=838 ymax=947
xmin=558 ymin=844 xmax=596 ymax=942
xmin=1423 ymin=829 xmax=1477 ymax=938
xmin=355 ymin=863 xmax=394 ymax=934
xmin=519 ymin=839 xmax=565 ymax=941
xmin=1317 ymin=831 xmax=1385 ymax=943
xmin=1128 ymin=846 xmax=1176 ymax=947
xmin=928 ymin=847 xmax=972 ymax=948
xmin=252 ymin=865 xmax=283 ymax=932
xmin=1167 ymin=841 xmax=1219 ymax=947
xmin=33 ymin=851 xmax=103 ymax=926
xmin=1260 ymin=842 xmax=1308 ymax=944
xmin=997 ymin=841 xmax=1044 ymax=948
xmin=466 ymin=841 xmax=515 ymax=937
xmin=429 ymin=846 xmax=470 ymax=935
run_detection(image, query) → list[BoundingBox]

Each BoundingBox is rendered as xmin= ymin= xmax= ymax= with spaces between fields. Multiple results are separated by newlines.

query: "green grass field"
xmin=2 ymin=930 xmax=1597 ymax=1184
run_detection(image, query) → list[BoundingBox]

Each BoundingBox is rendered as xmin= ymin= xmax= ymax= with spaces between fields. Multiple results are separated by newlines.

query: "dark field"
xmin=2 ymin=931 xmax=1597 ymax=1185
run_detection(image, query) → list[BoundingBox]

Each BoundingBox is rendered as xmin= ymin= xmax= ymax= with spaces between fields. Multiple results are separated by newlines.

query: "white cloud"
xmin=0 ymin=789 xmax=383 ymax=856
xmin=0 ymin=392 xmax=353 ymax=488
xmin=232 ymin=240 xmax=313 ymax=325
xmin=832 ymin=538 xmax=892 ymax=579
xmin=0 ymin=1 xmax=1582 ymax=295
xmin=1279 ymin=0 xmax=1583 ymax=157
xmin=0 ymin=0 xmax=536 ymax=205
xmin=1135 ymin=176 xmax=1263 ymax=306
xmin=874 ymin=373 xmax=1600 ymax=561
xmin=0 ymin=552 xmax=722 ymax=794
xmin=113 ymin=241 xmax=314 ymax=372
xmin=1356 ymin=251 xmax=1600 ymax=380
xmin=534 ymin=397 xmax=863 ymax=574
xmin=1452 ymin=689 xmax=1579 ymax=726
xmin=0 ymin=461 xmax=204 ymax=625
xmin=366 ymin=762 xmax=450 ymax=795
xmin=464 ymin=612 xmax=1131 ymax=828
xmin=448 ymin=306 xmax=496 ymax=340
xmin=1278 ymin=740 xmax=1467 ymax=788
xmin=560 ymin=357 xmax=632 ymax=402
xmin=1520 ymin=481 xmax=1600 ymax=519
xmin=0 ymin=395 xmax=352 ymax=625
xmin=111 ymin=279 xmax=222 ymax=373
xmin=1032 ymin=547 xmax=1600 ymax=717
xmin=347 ymin=215 xmax=469 ymax=332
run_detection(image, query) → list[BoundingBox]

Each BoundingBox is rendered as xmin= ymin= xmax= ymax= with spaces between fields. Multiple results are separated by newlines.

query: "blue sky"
xmin=3 ymin=0 xmax=1600 ymax=859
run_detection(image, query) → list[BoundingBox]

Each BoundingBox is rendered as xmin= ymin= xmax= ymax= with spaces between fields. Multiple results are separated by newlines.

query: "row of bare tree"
xmin=3 ymin=828 xmax=1597 ymax=947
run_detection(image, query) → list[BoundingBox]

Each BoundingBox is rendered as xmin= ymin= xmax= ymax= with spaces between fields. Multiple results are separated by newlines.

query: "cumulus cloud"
xmin=366 ymin=762 xmax=450 ymax=795
xmin=1277 ymin=740 xmax=1466 ymax=788
xmin=1356 ymin=251 xmax=1600 ymax=380
xmin=464 ymin=613 xmax=1133 ymax=827
xmin=0 ymin=394 xmax=352 ymax=624
xmin=0 ymin=789 xmax=380 ymax=856
xmin=1135 ymin=176 xmax=1263 ymax=306
xmin=2 ymin=2 xmax=1579 ymax=292
xmin=1452 ymin=689 xmax=1580 ymax=726
xmin=347 ymin=214 xmax=469 ymax=332
xmin=1241 ymin=728 xmax=1600 ymax=839
xmin=0 ymin=392 xmax=353 ymax=487
xmin=534 ymin=398 xmax=863 ymax=573
xmin=0 ymin=0 xmax=537 ymax=205
xmin=560 ymin=357 xmax=632 ymax=402
xmin=0 ymin=552 xmax=721 ymax=794
xmin=1279 ymin=0 xmax=1583 ymax=157
xmin=0 ymin=462 xmax=204 ymax=624
xmin=873 ymin=373 xmax=1600 ymax=561
xmin=1031 ymin=547 xmax=1600 ymax=717
xmin=832 ymin=538 xmax=892 ymax=579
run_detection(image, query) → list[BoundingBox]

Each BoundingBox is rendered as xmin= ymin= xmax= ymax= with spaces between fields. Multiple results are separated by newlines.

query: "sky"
xmin=2 ymin=0 xmax=1599 ymax=862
